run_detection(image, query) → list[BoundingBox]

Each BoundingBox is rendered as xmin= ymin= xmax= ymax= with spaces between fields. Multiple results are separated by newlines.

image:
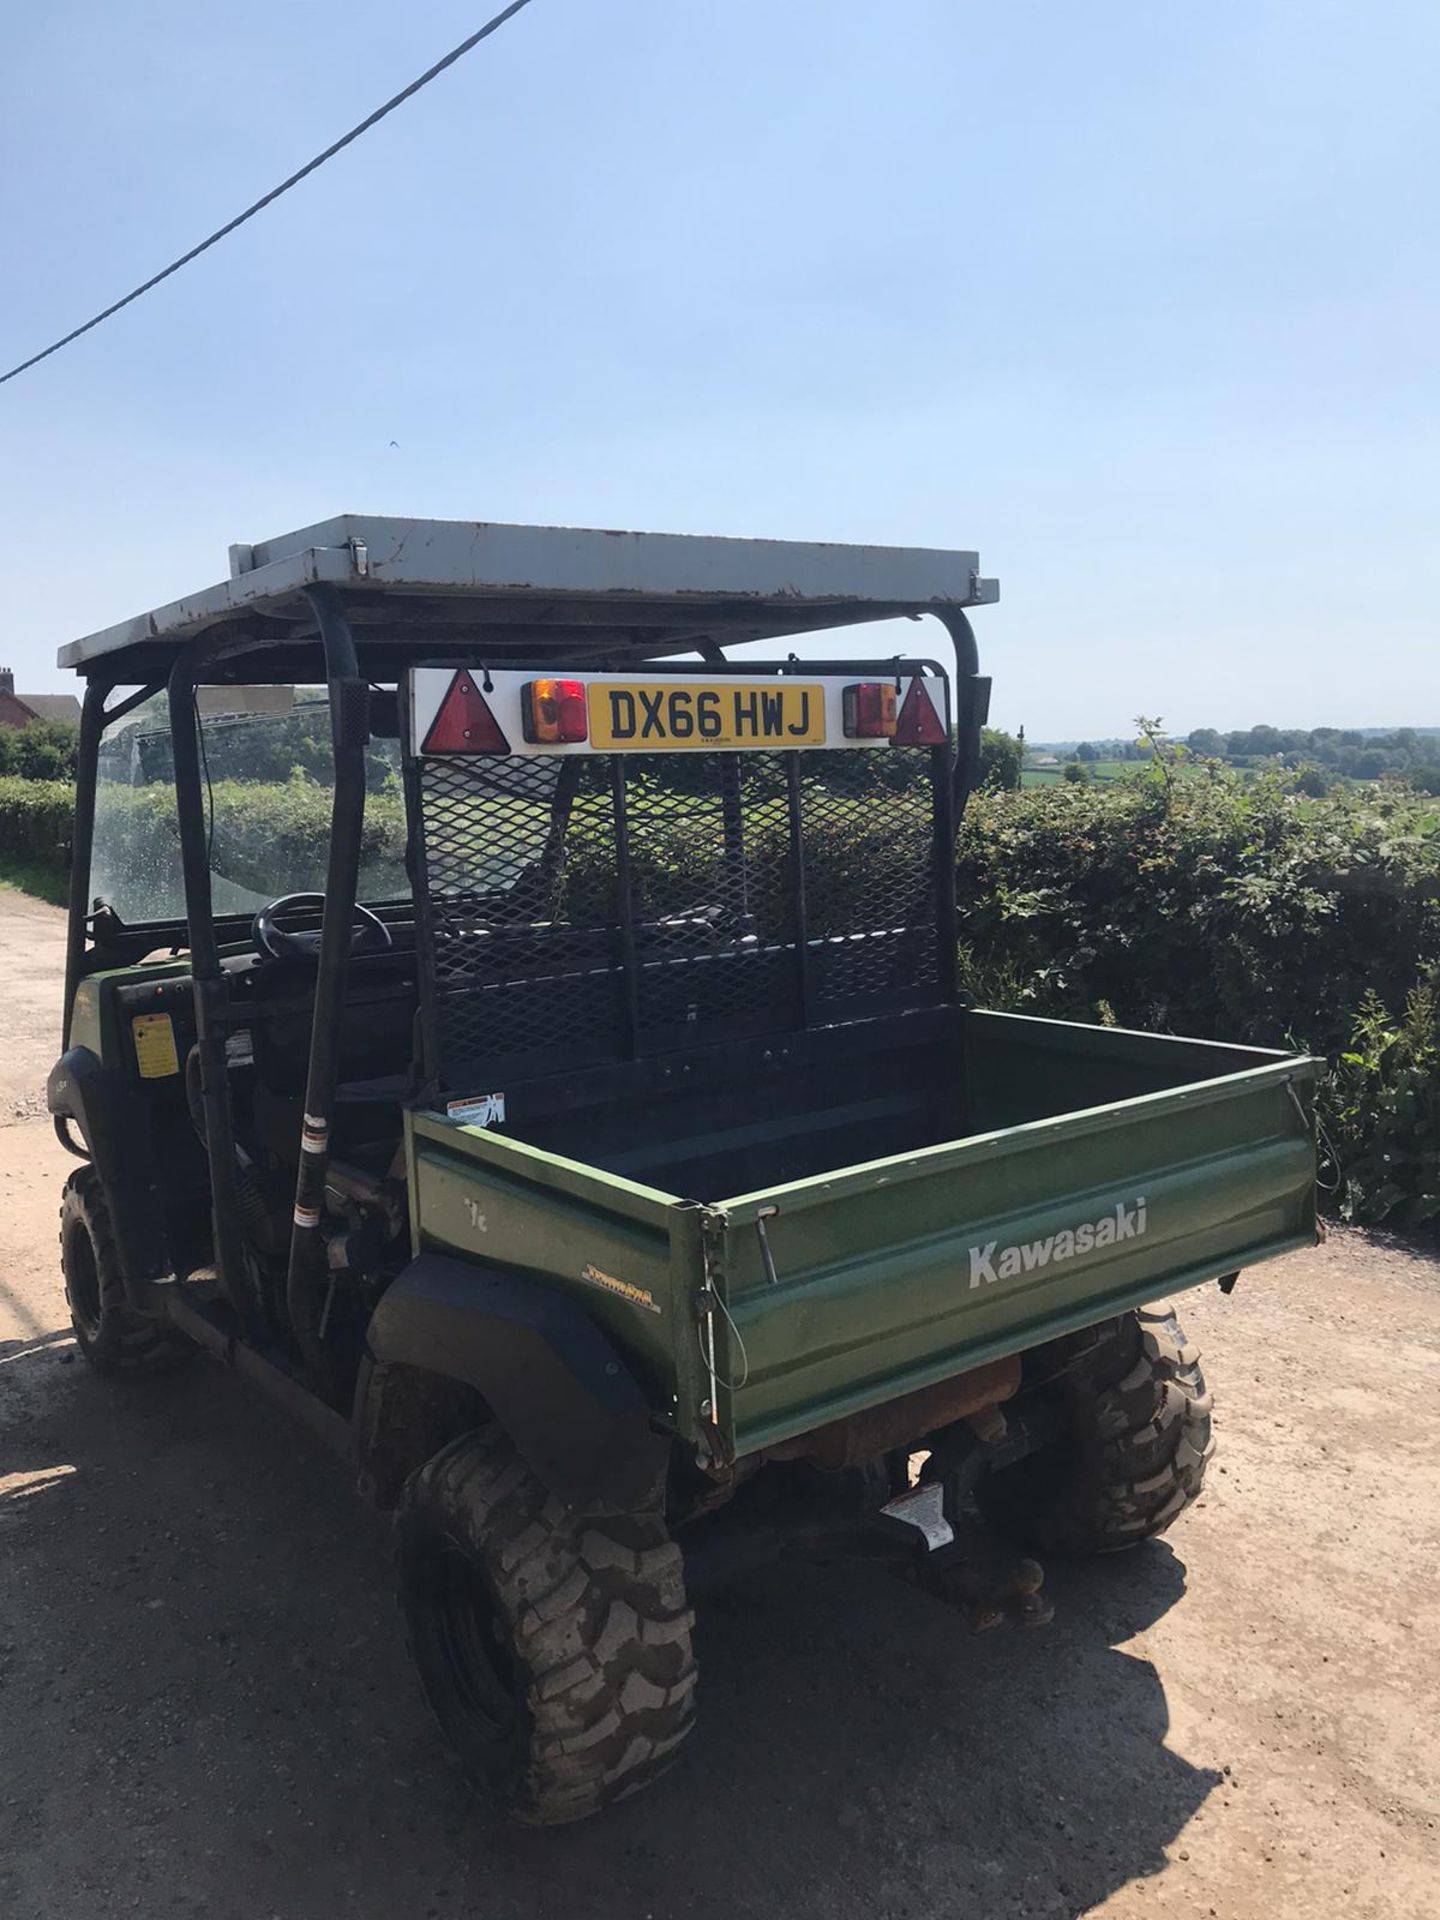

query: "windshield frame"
xmin=85 ymin=685 xmax=408 ymax=935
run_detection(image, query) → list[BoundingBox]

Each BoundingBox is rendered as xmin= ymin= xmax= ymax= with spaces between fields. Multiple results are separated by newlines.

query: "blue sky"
xmin=2 ymin=0 xmax=1436 ymax=738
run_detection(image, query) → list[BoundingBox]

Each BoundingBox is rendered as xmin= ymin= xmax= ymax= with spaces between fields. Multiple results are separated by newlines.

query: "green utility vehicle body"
xmin=49 ymin=515 xmax=1322 ymax=1822
xmin=410 ymin=1013 xmax=1317 ymax=1465
xmin=62 ymin=950 xmax=1319 ymax=1473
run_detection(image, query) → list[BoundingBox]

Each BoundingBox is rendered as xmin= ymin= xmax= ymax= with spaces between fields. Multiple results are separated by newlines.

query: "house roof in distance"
xmin=16 ymin=692 xmax=81 ymax=722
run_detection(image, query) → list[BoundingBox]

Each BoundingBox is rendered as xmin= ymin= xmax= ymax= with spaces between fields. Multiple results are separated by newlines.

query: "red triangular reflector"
xmin=421 ymin=671 xmax=510 ymax=755
xmin=892 ymin=678 xmax=946 ymax=746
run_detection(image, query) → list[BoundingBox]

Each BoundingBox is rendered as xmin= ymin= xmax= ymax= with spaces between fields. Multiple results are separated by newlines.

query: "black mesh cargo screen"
xmin=411 ymin=744 xmax=953 ymax=1091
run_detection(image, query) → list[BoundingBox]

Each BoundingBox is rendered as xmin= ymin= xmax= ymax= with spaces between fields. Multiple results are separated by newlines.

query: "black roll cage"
xmin=62 ymin=599 xmax=988 ymax=1382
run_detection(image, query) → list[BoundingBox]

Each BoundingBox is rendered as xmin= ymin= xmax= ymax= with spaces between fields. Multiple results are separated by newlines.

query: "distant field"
xmin=1022 ymin=760 xmax=1131 ymax=787
xmin=1022 ymin=759 xmax=1260 ymax=788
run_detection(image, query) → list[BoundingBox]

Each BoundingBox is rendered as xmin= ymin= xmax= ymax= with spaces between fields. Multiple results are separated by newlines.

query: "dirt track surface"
xmin=1 ymin=890 xmax=1437 ymax=1919
xmin=0 ymin=889 xmax=68 ymax=1124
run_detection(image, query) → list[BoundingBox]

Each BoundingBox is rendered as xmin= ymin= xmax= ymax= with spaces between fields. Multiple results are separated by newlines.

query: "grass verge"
xmin=0 ymin=858 xmax=68 ymax=907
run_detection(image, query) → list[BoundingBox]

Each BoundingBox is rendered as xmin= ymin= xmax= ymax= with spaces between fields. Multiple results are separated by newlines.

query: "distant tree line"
xmin=1179 ymin=725 xmax=1440 ymax=792
xmin=1071 ymin=739 xmax=1149 ymax=764
xmin=1048 ymin=726 xmax=1440 ymax=794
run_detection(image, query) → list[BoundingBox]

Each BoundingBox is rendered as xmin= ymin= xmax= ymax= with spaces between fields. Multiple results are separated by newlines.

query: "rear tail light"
xmin=521 ymin=677 xmax=588 ymax=744
xmin=843 ymin=681 xmax=898 ymax=739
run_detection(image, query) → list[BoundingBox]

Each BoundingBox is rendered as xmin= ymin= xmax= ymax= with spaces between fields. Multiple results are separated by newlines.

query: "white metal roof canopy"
xmin=59 ymin=515 xmax=999 ymax=675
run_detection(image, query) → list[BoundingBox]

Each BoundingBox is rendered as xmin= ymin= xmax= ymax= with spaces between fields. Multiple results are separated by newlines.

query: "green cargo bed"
xmin=405 ymin=1009 xmax=1320 ymax=1462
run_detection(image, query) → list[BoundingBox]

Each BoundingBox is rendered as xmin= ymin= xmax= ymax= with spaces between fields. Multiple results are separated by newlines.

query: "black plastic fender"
xmin=360 ymin=1253 xmax=671 ymax=1515
xmin=47 ymin=1047 xmax=169 ymax=1301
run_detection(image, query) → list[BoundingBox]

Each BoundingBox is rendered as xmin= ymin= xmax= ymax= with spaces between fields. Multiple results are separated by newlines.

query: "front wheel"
xmin=59 ymin=1169 xmax=190 ymax=1376
xmin=979 ymin=1304 xmax=1214 ymax=1555
xmin=396 ymin=1425 xmax=697 ymax=1824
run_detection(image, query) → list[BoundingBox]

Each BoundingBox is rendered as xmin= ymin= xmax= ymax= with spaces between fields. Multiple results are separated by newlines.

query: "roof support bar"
xmin=61 ymin=677 xmax=168 ymax=1051
xmin=284 ymin=585 xmax=370 ymax=1390
xmin=939 ymin=611 xmax=991 ymax=823
xmin=168 ymin=627 xmax=274 ymax=1336
xmin=61 ymin=681 xmax=107 ymax=1053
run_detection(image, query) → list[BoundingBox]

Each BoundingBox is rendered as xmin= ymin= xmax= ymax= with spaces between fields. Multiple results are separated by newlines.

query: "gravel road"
xmin=1 ymin=890 xmax=1437 ymax=1919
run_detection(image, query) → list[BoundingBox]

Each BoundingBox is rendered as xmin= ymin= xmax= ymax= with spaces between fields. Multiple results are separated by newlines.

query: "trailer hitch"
xmin=877 ymin=1483 xmax=1054 ymax=1633
xmin=872 ymin=1400 xmax=1065 ymax=1632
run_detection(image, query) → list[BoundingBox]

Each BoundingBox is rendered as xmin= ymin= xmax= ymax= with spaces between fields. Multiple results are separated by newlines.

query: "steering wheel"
xmin=252 ymin=892 xmax=394 ymax=962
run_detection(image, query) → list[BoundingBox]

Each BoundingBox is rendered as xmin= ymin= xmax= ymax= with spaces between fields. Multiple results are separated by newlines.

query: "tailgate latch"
xmin=755 ymin=1206 xmax=781 ymax=1287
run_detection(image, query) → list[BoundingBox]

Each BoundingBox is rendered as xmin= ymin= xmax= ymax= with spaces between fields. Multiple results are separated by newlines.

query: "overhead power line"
xmin=0 ymin=0 xmax=538 ymax=388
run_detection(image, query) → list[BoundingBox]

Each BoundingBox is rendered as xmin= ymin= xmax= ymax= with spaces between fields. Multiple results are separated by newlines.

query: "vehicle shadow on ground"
xmin=0 ymin=1349 xmax=1218 ymax=1920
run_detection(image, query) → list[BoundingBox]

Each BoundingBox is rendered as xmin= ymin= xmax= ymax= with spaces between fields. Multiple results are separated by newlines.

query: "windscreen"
xmin=90 ymin=692 xmax=409 ymax=924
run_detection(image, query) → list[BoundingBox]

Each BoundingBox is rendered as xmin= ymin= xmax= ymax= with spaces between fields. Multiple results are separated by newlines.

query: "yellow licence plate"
xmin=587 ymin=681 xmax=827 ymax=751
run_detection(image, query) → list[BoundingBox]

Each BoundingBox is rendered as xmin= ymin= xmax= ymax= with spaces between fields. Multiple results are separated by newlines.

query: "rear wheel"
xmin=60 ymin=1168 xmax=190 ymax=1376
xmin=979 ymin=1303 xmax=1213 ymax=1554
xmin=396 ymin=1424 xmax=697 ymax=1824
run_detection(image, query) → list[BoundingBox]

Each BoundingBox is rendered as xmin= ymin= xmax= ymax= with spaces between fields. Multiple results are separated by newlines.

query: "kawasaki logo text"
xmin=968 ymin=1198 xmax=1148 ymax=1289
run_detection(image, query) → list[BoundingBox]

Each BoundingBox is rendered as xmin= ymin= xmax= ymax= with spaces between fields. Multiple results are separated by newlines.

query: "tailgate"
xmin=705 ymin=1053 xmax=1320 ymax=1460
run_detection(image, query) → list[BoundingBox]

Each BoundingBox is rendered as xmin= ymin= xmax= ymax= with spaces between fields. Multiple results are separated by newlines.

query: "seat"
xmin=246 ymin=961 xmax=418 ymax=1166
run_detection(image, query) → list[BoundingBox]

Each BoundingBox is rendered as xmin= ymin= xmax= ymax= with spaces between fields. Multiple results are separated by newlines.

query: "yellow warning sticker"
xmin=131 ymin=1012 xmax=180 ymax=1079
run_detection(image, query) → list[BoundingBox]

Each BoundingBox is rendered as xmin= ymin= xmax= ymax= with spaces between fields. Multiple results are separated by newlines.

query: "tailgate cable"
xmin=695 ymin=1208 xmax=773 ymax=1401
xmin=696 ymin=1285 xmax=750 ymax=1395
xmin=697 ymin=1222 xmax=750 ymax=1400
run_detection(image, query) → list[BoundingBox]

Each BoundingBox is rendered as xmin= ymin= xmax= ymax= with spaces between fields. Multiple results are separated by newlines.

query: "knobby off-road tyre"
xmin=979 ymin=1303 xmax=1214 ymax=1555
xmin=59 ymin=1168 xmax=190 ymax=1376
xmin=396 ymin=1425 xmax=697 ymax=1824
